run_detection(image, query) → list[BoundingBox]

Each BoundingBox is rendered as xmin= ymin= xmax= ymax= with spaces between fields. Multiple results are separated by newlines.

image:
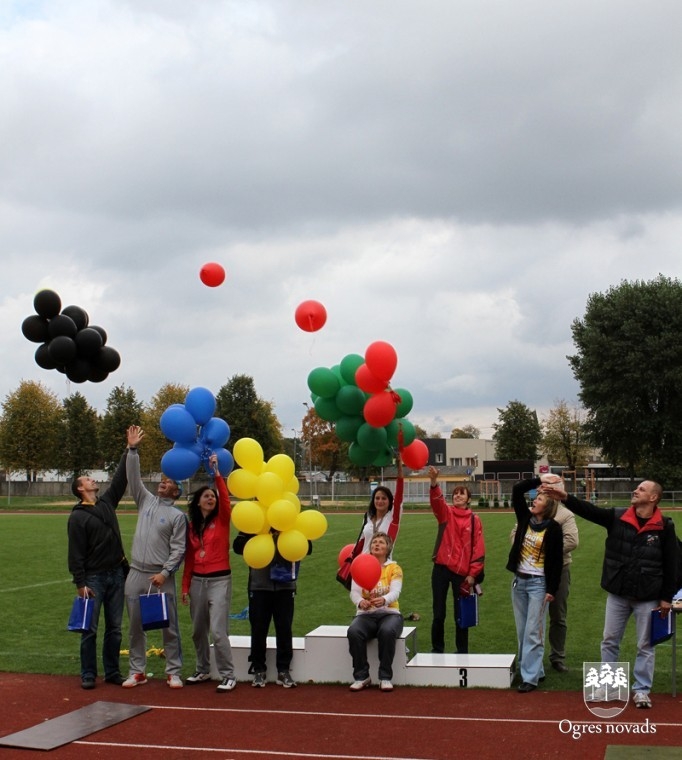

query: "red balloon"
xmin=401 ymin=439 xmax=429 ymax=470
xmin=350 ymin=553 xmax=382 ymax=591
xmin=363 ymin=391 xmax=397 ymax=428
xmin=365 ymin=340 xmax=398 ymax=382
xmin=200 ymin=262 xmax=226 ymax=287
xmin=295 ymin=300 xmax=327 ymax=332
xmin=355 ymin=363 xmax=388 ymax=394
xmin=338 ymin=543 xmax=355 ymax=567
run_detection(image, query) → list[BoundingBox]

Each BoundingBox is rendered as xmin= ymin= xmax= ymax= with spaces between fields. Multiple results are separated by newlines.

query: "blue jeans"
xmin=80 ymin=566 xmax=125 ymax=680
xmin=511 ymin=574 xmax=548 ymax=686
xmin=602 ymin=593 xmax=657 ymax=693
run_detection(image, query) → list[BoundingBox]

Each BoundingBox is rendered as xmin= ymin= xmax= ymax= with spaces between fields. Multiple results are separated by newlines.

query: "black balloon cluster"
xmin=21 ymin=289 xmax=121 ymax=384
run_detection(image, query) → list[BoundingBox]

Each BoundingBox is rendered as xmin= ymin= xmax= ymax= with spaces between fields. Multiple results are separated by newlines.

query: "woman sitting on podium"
xmin=346 ymin=532 xmax=403 ymax=692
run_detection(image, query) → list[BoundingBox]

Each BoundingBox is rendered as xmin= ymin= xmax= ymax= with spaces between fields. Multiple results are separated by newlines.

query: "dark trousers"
xmin=431 ymin=563 xmax=469 ymax=654
xmin=80 ymin=566 xmax=126 ymax=680
xmin=248 ymin=589 xmax=295 ymax=674
xmin=347 ymin=612 xmax=404 ymax=681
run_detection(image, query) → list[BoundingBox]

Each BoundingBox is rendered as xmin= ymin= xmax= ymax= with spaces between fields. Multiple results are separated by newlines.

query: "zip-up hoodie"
xmin=430 ymin=485 xmax=485 ymax=578
xmin=126 ymin=449 xmax=187 ymax=578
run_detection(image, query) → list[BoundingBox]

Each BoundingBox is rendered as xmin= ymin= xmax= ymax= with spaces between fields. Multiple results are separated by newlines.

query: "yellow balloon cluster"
xmin=228 ymin=438 xmax=328 ymax=569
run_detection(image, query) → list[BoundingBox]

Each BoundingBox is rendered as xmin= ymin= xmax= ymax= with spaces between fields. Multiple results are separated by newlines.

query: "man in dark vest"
xmin=543 ymin=477 xmax=678 ymax=709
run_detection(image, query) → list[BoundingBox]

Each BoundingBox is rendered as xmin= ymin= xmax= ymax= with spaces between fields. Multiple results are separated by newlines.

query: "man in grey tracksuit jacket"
xmin=123 ymin=426 xmax=187 ymax=687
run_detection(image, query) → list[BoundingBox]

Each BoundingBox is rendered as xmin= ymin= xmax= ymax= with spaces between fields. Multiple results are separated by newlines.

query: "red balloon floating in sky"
xmin=200 ymin=262 xmax=226 ymax=287
xmin=295 ymin=300 xmax=327 ymax=332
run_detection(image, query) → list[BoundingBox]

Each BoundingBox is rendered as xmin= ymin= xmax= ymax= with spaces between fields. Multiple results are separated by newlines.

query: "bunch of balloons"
xmin=338 ymin=543 xmax=382 ymax=591
xmin=227 ymin=437 xmax=328 ymax=569
xmin=306 ymin=340 xmax=429 ymax=470
xmin=160 ymin=387 xmax=234 ymax=481
xmin=21 ymin=289 xmax=121 ymax=383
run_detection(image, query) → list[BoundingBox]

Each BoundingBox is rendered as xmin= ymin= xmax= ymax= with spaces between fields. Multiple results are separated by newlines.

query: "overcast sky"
xmin=2 ymin=0 xmax=682 ymax=443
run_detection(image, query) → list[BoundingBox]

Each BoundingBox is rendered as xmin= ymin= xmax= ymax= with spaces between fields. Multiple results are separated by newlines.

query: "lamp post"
xmin=291 ymin=428 xmax=298 ymax=474
xmin=302 ymin=402 xmax=314 ymax=505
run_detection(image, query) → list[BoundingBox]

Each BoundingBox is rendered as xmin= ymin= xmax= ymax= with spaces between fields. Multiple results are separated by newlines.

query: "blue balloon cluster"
xmin=160 ymin=387 xmax=234 ymax=481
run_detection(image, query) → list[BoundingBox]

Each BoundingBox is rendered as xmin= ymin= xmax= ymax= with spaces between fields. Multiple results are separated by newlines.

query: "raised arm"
xmin=211 ymin=453 xmax=231 ymax=527
xmin=125 ymin=425 xmax=150 ymax=508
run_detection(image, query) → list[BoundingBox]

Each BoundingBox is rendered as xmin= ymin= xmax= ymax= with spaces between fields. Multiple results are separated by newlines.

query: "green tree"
xmin=569 ymin=275 xmax=682 ymax=485
xmin=215 ymin=375 xmax=282 ymax=459
xmin=0 ymin=380 xmax=63 ymax=480
xmin=57 ymin=392 xmax=100 ymax=479
xmin=413 ymin=424 xmax=429 ymax=439
xmin=492 ymin=400 xmax=542 ymax=461
xmin=541 ymin=400 xmax=591 ymax=470
xmin=140 ymin=383 xmax=190 ymax=475
xmin=301 ymin=405 xmax=347 ymax=479
xmin=451 ymin=425 xmax=480 ymax=439
xmin=99 ymin=384 xmax=143 ymax=472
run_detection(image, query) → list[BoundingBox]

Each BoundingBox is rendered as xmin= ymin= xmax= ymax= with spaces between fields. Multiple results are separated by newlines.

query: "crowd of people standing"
xmin=67 ymin=436 xmax=679 ymax=706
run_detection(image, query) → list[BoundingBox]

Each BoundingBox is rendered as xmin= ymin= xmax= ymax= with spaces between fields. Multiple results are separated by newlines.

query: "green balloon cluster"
xmin=306 ymin=352 xmax=417 ymax=467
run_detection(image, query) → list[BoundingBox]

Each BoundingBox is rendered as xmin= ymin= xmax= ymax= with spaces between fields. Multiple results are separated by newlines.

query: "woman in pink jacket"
xmin=428 ymin=466 xmax=485 ymax=654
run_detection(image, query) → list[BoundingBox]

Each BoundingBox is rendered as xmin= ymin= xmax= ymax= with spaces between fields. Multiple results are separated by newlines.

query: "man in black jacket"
xmin=543 ymin=478 xmax=678 ymax=709
xmin=67 ymin=432 xmax=133 ymax=689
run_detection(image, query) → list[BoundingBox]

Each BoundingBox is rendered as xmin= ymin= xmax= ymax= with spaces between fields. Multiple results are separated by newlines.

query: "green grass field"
xmin=1 ymin=506 xmax=679 ymax=692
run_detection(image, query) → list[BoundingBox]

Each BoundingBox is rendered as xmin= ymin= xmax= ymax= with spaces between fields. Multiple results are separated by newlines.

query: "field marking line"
xmin=76 ymin=740 xmax=433 ymax=760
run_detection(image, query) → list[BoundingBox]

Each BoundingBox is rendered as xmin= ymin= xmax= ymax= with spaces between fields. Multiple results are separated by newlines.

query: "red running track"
xmin=1 ymin=673 xmax=681 ymax=760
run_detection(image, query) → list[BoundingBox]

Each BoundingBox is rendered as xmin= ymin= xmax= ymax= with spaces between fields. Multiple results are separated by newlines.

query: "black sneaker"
xmin=81 ymin=677 xmax=96 ymax=690
xmin=186 ymin=672 xmax=211 ymax=684
xmin=252 ymin=672 xmax=266 ymax=688
xmin=276 ymin=671 xmax=297 ymax=688
xmin=104 ymin=674 xmax=124 ymax=685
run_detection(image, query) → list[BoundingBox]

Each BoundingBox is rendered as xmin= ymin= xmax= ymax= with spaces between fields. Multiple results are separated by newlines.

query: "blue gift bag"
xmin=67 ymin=596 xmax=94 ymax=633
xmin=455 ymin=592 xmax=479 ymax=629
xmin=139 ymin=589 xmax=170 ymax=631
xmin=650 ymin=609 xmax=673 ymax=646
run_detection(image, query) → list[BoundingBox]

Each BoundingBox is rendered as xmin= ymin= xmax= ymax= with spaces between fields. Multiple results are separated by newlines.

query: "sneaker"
xmin=122 ymin=673 xmax=147 ymax=688
xmin=252 ymin=672 xmax=266 ymax=688
xmin=167 ymin=674 xmax=183 ymax=689
xmin=379 ymin=680 xmax=394 ymax=692
xmin=217 ymin=677 xmax=237 ymax=692
xmin=81 ymin=677 xmax=96 ymax=690
xmin=104 ymin=674 xmax=124 ymax=685
xmin=633 ymin=691 xmax=652 ymax=709
xmin=276 ymin=671 xmax=297 ymax=688
xmin=186 ymin=672 xmax=211 ymax=684
xmin=349 ymin=677 xmax=371 ymax=692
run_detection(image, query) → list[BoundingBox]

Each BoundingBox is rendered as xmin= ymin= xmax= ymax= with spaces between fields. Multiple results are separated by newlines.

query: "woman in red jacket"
xmin=428 ymin=466 xmax=485 ymax=654
xmin=182 ymin=454 xmax=236 ymax=692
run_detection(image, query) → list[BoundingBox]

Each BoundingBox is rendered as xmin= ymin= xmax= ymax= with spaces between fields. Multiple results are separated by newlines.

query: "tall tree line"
xmin=0 ymin=375 xmax=283 ymax=481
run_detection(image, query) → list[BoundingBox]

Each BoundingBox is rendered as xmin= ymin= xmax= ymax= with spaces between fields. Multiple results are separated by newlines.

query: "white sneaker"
xmin=379 ymin=680 xmax=394 ymax=692
xmin=633 ymin=691 xmax=652 ymax=709
xmin=349 ymin=677 xmax=371 ymax=691
xmin=167 ymin=674 xmax=183 ymax=689
xmin=186 ymin=672 xmax=211 ymax=684
xmin=216 ymin=677 xmax=237 ymax=692
xmin=122 ymin=673 xmax=147 ymax=688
